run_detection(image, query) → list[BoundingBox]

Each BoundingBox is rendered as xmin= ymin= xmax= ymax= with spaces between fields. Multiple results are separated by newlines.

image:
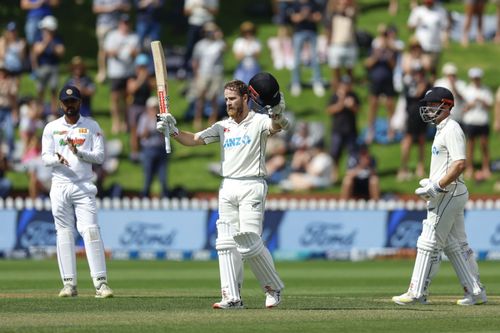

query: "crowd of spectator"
xmin=1 ymin=0 xmax=500 ymax=200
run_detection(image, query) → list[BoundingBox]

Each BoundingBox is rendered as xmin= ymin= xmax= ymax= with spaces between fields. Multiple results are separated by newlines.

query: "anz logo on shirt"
xmin=432 ymin=146 xmax=439 ymax=155
xmin=223 ymin=135 xmax=251 ymax=149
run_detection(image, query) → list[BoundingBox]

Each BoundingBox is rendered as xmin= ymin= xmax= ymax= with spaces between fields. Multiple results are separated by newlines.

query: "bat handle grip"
xmin=164 ymin=127 xmax=171 ymax=154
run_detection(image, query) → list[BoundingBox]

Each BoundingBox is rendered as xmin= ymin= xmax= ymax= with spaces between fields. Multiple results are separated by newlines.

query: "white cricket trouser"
xmin=409 ymin=183 xmax=482 ymax=297
xmin=218 ymin=178 xmax=267 ymax=234
xmin=50 ymin=181 xmax=108 ymax=288
xmin=426 ymin=183 xmax=468 ymax=248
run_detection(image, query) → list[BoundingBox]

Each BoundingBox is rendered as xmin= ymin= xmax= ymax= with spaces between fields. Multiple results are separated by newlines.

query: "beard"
xmin=227 ymin=103 xmax=243 ymax=118
xmin=64 ymin=107 xmax=78 ymax=117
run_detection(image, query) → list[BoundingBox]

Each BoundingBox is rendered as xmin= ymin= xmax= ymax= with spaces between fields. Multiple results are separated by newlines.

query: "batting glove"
xmin=156 ymin=113 xmax=179 ymax=136
xmin=267 ymin=92 xmax=286 ymax=117
xmin=415 ymin=179 xmax=447 ymax=200
xmin=272 ymin=113 xmax=290 ymax=130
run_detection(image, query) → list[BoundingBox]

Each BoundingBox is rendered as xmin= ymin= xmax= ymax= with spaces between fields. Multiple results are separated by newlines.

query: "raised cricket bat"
xmin=151 ymin=40 xmax=171 ymax=154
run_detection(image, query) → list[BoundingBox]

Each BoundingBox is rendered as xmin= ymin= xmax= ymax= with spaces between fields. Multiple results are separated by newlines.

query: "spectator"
xmin=407 ymin=0 xmax=450 ymax=80
xmin=495 ymin=85 xmax=500 ymax=191
xmin=400 ymin=37 xmax=432 ymax=78
xmin=494 ymin=0 xmax=500 ymax=44
xmin=388 ymin=0 xmax=417 ymax=16
xmin=0 ymin=64 xmax=19 ymax=160
xmin=137 ymin=96 xmax=169 ymax=197
xmin=326 ymin=75 xmax=359 ymax=184
xmin=18 ymin=97 xmax=44 ymax=158
xmin=364 ymin=24 xmax=397 ymax=143
xmin=135 ymin=0 xmax=164 ymax=52
xmin=462 ymin=0 xmax=486 ymax=47
xmin=20 ymin=0 xmax=60 ymax=46
xmin=265 ymin=133 xmax=289 ymax=185
xmin=279 ymin=140 xmax=333 ymax=191
xmin=340 ymin=144 xmax=380 ymax=200
xmin=179 ymin=0 xmax=219 ymax=79
xmin=64 ymin=56 xmax=96 ymax=117
xmin=233 ymin=21 xmax=261 ymax=84
xmin=103 ymin=14 xmax=140 ymax=134
xmin=324 ymin=0 xmax=358 ymax=91
xmin=32 ymin=15 xmax=65 ymax=118
xmin=397 ymin=63 xmax=432 ymax=181
xmin=93 ymin=0 xmax=131 ymax=83
xmin=434 ymin=62 xmax=467 ymax=125
xmin=191 ymin=22 xmax=225 ymax=130
xmin=0 ymin=22 xmax=27 ymax=86
xmin=463 ymin=67 xmax=493 ymax=180
xmin=495 ymin=85 xmax=500 ymax=133
xmin=126 ymin=53 xmax=153 ymax=162
xmin=289 ymin=0 xmax=325 ymax=97
xmin=23 ymin=134 xmax=52 ymax=199
xmin=268 ymin=0 xmax=294 ymax=71
xmin=0 ymin=151 xmax=12 ymax=198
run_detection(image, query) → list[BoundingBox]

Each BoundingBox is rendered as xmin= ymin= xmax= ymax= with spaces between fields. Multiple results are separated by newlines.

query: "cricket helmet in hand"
xmin=248 ymin=72 xmax=281 ymax=108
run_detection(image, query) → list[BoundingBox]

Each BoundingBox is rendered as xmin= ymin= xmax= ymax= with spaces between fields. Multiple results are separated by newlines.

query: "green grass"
xmin=0 ymin=259 xmax=499 ymax=332
xmin=4 ymin=0 xmax=500 ymax=196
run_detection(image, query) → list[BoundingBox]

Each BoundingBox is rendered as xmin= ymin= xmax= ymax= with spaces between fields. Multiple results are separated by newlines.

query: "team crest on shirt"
xmin=432 ymin=146 xmax=439 ymax=155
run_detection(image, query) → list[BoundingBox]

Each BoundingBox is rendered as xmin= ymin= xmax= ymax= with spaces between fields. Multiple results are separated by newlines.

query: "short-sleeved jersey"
xmin=429 ymin=118 xmax=466 ymax=187
xmin=42 ymin=116 xmax=105 ymax=184
xmin=197 ymin=111 xmax=272 ymax=178
xmin=407 ymin=4 xmax=448 ymax=53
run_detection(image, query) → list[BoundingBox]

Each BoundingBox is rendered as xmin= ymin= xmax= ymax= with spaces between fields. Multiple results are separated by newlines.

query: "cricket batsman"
xmin=393 ymin=87 xmax=486 ymax=306
xmin=156 ymin=72 xmax=290 ymax=309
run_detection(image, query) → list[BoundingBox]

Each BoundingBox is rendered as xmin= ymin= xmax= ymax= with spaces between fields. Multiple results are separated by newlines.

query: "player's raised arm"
xmin=156 ymin=113 xmax=205 ymax=146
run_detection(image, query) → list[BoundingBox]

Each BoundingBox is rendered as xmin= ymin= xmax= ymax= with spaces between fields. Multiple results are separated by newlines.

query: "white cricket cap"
xmin=38 ymin=16 xmax=58 ymax=31
xmin=468 ymin=67 xmax=483 ymax=79
xmin=442 ymin=62 xmax=457 ymax=75
xmin=146 ymin=96 xmax=158 ymax=108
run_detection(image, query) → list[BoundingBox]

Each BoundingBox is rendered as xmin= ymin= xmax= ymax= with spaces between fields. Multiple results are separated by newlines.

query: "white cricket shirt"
xmin=407 ymin=5 xmax=448 ymax=53
xmin=429 ymin=118 xmax=466 ymax=188
xmin=198 ymin=111 xmax=272 ymax=178
xmin=42 ymin=116 xmax=105 ymax=184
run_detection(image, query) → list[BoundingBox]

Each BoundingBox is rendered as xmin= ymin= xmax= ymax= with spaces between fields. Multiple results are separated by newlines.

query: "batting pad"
xmin=409 ymin=219 xmax=441 ymax=298
xmin=234 ymin=232 xmax=284 ymax=292
xmin=81 ymin=226 xmax=107 ymax=288
xmin=444 ymin=241 xmax=483 ymax=295
xmin=57 ymin=229 xmax=77 ymax=286
xmin=216 ymin=220 xmax=243 ymax=301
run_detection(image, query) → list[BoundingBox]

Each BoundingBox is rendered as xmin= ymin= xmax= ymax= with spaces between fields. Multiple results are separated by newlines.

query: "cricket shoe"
xmin=58 ymin=284 xmax=78 ymax=297
xmin=212 ymin=299 xmax=244 ymax=309
xmin=95 ymin=283 xmax=114 ymax=298
xmin=392 ymin=292 xmax=428 ymax=305
xmin=457 ymin=288 xmax=487 ymax=306
xmin=265 ymin=289 xmax=282 ymax=308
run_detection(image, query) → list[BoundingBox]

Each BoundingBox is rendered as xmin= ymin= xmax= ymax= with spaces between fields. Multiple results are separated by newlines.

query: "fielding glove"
xmin=156 ymin=113 xmax=179 ymax=136
xmin=415 ymin=179 xmax=447 ymax=200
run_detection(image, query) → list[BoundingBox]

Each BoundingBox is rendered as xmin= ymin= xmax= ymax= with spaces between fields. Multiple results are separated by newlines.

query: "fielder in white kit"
xmin=156 ymin=73 xmax=290 ymax=309
xmin=42 ymin=85 xmax=113 ymax=298
xmin=393 ymin=87 xmax=486 ymax=306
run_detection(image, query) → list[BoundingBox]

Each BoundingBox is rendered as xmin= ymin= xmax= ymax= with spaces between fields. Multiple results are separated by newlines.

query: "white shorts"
xmin=328 ymin=44 xmax=358 ymax=69
xmin=50 ymin=181 xmax=98 ymax=232
xmin=218 ymin=178 xmax=268 ymax=235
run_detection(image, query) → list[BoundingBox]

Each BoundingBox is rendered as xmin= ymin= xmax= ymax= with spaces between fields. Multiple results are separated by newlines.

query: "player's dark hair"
xmin=224 ymin=80 xmax=248 ymax=97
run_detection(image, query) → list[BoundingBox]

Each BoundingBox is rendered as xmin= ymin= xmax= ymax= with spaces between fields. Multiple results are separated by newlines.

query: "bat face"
xmin=151 ymin=40 xmax=172 ymax=153
xmin=151 ymin=40 xmax=169 ymax=114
